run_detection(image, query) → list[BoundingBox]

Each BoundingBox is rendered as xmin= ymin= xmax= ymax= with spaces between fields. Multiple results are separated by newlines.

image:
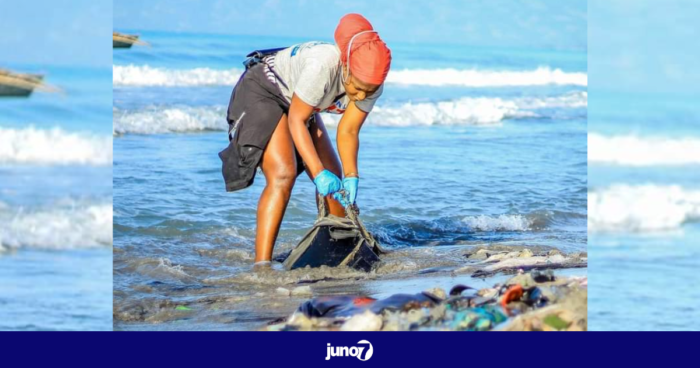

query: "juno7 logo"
xmin=325 ymin=340 xmax=373 ymax=361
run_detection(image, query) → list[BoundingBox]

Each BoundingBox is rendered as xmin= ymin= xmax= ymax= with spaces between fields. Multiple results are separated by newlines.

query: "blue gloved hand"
xmin=313 ymin=169 xmax=342 ymax=196
xmin=333 ymin=177 xmax=359 ymax=207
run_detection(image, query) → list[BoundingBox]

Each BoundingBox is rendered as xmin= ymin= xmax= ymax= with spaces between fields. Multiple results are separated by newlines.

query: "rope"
xmin=315 ymin=190 xmax=384 ymax=254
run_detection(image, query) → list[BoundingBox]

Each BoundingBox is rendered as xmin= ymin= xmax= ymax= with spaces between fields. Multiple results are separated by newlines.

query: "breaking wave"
xmin=589 ymin=133 xmax=700 ymax=166
xmin=0 ymin=127 xmax=112 ymax=166
xmin=386 ymin=67 xmax=587 ymax=87
xmin=113 ymin=65 xmax=243 ymax=87
xmin=461 ymin=214 xmax=533 ymax=232
xmin=113 ymin=92 xmax=586 ymax=134
xmin=588 ymin=185 xmax=700 ymax=232
xmin=0 ymin=201 xmax=113 ymax=251
xmin=113 ymin=106 xmax=227 ymax=135
xmin=114 ymin=64 xmax=587 ymax=88
xmin=323 ymin=92 xmax=586 ymax=127
xmin=371 ymin=210 xmax=573 ymax=247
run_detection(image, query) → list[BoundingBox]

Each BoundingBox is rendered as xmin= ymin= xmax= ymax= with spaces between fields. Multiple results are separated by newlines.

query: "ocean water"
xmin=587 ymin=0 xmax=700 ymax=331
xmin=113 ymin=31 xmax=587 ymax=330
xmin=0 ymin=65 xmax=113 ymax=331
xmin=588 ymin=92 xmax=700 ymax=330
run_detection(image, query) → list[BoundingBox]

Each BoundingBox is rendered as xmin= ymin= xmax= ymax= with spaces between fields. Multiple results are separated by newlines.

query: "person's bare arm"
xmin=288 ymin=94 xmax=324 ymax=177
xmin=336 ymin=101 xmax=368 ymax=177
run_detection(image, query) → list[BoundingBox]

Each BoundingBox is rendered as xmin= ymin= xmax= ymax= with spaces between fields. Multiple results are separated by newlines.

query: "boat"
xmin=0 ymin=69 xmax=49 ymax=97
xmin=113 ymin=32 xmax=147 ymax=48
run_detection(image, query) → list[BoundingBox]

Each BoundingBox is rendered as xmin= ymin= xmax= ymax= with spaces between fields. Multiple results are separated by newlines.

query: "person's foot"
xmin=253 ymin=260 xmax=272 ymax=272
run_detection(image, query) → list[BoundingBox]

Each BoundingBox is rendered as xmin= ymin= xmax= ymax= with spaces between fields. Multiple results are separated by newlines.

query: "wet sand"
xmin=113 ymin=243 xmax=586 ymax=331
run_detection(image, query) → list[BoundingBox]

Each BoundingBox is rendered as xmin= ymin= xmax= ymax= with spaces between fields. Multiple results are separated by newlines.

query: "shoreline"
xmin=114 ymin=244 xmax=587 ymax=331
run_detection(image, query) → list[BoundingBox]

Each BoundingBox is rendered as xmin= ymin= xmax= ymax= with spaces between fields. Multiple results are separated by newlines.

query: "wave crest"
xmin=387 ymin=67 xmax=587 ymax=87
xmin=0 ymin=127 xmax=112 ymax=166
xmin=113 ymin=106 xmax=227 ymax=135
xmin=0 ymin=201 xmax=113 ymax=251
xmin=462 ymin=214 xmax=533 ymax=231
xmin=113 ymin=65 xmax=242 ymax=87
xmin=588 ymin=185 xmax=700 ymax=232
xmin=114 ymin=92 xmax=586 ymax=134
xmin=589 ymin=133 xmax=700 ymax=166
xmin=114 ymin=65 xmax=587 ymax=88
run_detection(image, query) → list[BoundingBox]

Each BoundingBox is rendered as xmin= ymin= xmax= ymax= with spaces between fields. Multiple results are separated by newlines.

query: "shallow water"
xmin=113 ymin=31 xmax=587 ymax=330
xmin=0 ymin=65 xmax=113 ymax=331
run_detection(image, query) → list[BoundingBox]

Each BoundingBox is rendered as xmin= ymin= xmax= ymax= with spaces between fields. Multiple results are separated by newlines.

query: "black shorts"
xmin=219 ymin=62 xmax=308 ymax=192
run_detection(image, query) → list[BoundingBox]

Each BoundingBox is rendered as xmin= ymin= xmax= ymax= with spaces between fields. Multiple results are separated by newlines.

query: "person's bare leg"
xmin=304 ymin=114 xmax=346 ymax=217
xmin=255 ymin=114 xmax=298 ymax=262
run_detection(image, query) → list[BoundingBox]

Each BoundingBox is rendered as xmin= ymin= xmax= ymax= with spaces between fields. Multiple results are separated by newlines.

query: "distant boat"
xmin=113 ymin=32 xmax=148 ymax=48
xmin=0 ymin=69 xmax=58 ymax=97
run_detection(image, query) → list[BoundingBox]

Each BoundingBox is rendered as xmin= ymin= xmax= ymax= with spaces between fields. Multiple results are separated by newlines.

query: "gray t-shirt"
xmin=270 ymin=41 xmax=383 ymax=114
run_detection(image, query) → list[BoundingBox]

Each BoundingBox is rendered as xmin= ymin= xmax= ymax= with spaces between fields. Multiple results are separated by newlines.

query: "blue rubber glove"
xmin=313 ymin=169 xmax=342 ymax=196
xmin=333 ymin=177 xmax=359 ymax=207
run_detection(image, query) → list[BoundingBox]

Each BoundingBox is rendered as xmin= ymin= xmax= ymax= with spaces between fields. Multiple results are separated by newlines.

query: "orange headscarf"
xmin=334 ymin=14 xmax=392 ymax=85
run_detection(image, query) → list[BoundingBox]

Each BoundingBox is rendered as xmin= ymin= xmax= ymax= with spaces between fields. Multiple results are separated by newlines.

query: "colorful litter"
xmin=263 ymin=270 xmax=587 ymax=331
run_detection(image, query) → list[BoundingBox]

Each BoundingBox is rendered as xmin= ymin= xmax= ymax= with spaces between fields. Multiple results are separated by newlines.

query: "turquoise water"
xmin=0 ymin=249 xmax=112 ymax=331
xmin=587 ymin=93 xmax=700 ymax=330
xmin=587 ymin=0 xmax=700 ymax=331
xmin=113 ymin=31 xmax=586 ymax=330
xmin=0 ymin=65 xmax=113 ymax=331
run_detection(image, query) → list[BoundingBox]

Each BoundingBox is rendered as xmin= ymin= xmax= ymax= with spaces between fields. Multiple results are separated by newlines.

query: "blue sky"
xmin=0 ymin=0 xmax=112 ymax=67
xmin=114 ymin=0 xmax=586 ymax=50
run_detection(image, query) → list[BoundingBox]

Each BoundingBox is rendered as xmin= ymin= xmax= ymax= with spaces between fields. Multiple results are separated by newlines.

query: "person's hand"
xmin=333 ymin=177 xmax=359 ymax=207
xmin=313 ymin=169 xmax=342 ymax=196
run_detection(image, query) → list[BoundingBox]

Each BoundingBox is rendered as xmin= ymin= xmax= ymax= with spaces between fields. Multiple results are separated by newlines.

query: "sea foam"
xmin=588 ymin=185 xmax=700 ymax=232
xmin=114 ymin=65 xmax=587 ymax=88
xmin=114 ymin=92 xmax=586 ymax=134
xmin=0 ymin=127 xmax=112 ymax=166
xmin=589 ymin=133 xmax=700 ymax=166
xmin=0 ymin=201 xmax=113 ymax=251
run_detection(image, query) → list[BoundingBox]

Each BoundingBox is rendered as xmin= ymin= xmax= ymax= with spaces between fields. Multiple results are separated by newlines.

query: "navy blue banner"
xmin=1 ymin=331 xmax=694 ymax=366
